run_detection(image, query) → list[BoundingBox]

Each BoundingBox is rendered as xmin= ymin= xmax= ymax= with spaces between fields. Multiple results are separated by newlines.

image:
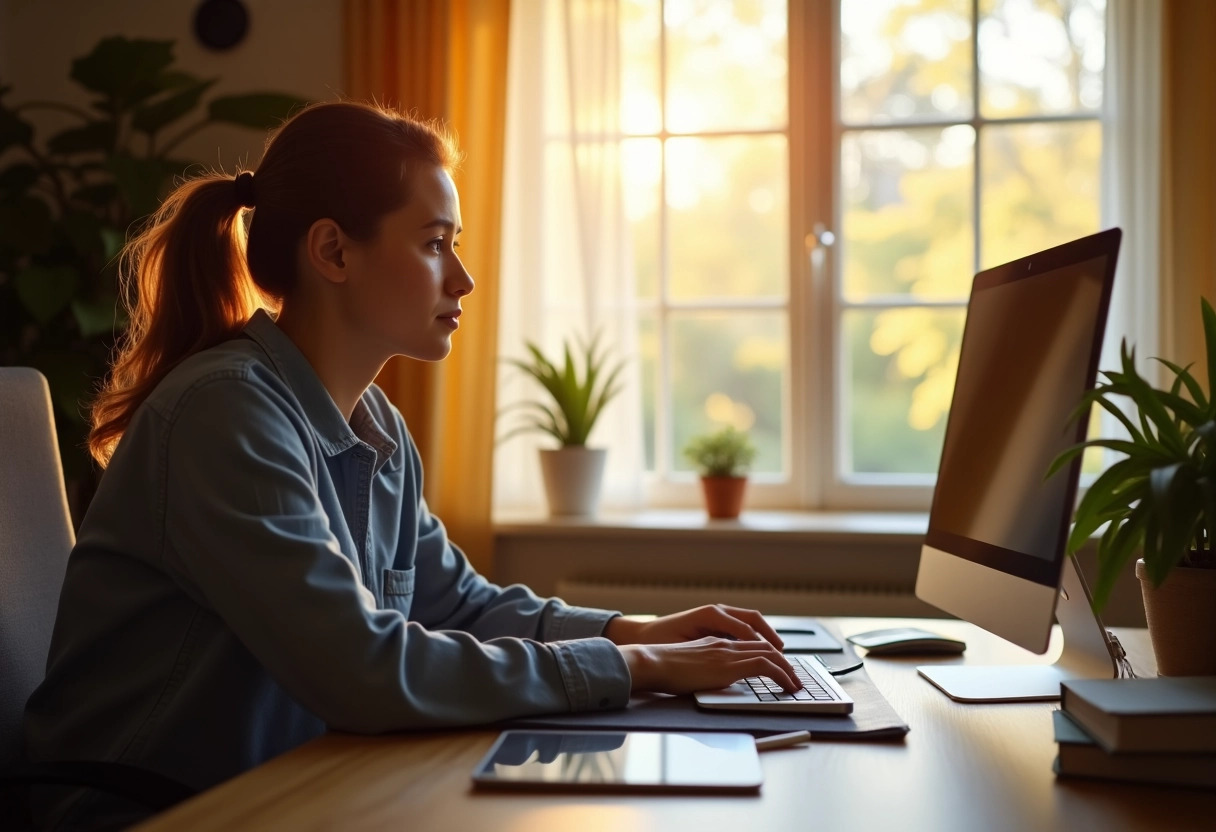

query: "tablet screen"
xmin=471 ymin=730 xmax=762 ymax=794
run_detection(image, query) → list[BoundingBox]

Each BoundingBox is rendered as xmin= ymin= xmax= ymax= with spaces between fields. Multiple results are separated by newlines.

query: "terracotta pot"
xmin=538 ymin=447 xmax=607 ymax=517
xmin=1135 ymin=558 xmax=1216 ymax=676
xmin=699 ymin=475 xmax=747 ymax=519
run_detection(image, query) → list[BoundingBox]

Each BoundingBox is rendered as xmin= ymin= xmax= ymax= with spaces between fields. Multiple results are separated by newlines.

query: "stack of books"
xmin=1055 ymin=676 xmax=1216 ymax=789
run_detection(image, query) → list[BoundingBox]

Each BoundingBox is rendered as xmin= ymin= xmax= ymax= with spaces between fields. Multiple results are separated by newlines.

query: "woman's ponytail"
xmin=89 ymin=173 xmax=270 ymax=465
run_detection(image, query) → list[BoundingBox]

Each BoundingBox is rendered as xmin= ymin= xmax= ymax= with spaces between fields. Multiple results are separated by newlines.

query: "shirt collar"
xmin=243 ymin=309 xmax=397 ymax=471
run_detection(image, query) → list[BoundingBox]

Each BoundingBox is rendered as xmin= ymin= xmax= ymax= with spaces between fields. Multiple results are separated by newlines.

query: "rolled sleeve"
xmin=548 ymin=637 xmax=632 ymax=711
xmin=544 ymin=604 xmax=622 ymax=642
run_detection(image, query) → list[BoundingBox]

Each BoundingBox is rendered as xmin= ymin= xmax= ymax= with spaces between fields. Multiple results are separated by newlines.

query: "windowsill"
xmin=493 ymin=508 xmax=929 ymax=544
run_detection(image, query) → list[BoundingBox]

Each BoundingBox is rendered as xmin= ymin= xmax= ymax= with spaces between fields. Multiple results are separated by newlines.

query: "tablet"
xmin=471 ymin=730 xmax=763 ymax=794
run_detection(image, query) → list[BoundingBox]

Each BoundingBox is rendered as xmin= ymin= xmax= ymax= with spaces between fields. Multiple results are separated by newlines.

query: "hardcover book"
xmin=1060 ymin=676 xmax=1216 ymax=754
xmin=1052 ymin=710 xmax=1216 ymax=789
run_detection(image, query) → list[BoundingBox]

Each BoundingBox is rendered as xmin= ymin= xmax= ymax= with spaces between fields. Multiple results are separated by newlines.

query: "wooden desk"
xmin=133 ymin=619 xmax=1215 ymax=832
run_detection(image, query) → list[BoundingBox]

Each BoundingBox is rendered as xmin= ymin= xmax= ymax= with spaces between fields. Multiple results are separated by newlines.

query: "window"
xmin=495 ymin=0 xmax=1108 ymax=513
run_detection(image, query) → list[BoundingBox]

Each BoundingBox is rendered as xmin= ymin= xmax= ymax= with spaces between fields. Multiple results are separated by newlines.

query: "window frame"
xmin=820 ymin=0 xmax=1106 ymax=510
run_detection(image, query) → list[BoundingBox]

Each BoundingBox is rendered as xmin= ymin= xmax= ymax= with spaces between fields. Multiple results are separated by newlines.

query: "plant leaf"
xmin=70 ymin=182 xmax=121 ymax=208
xmin=71 ymin=293 xmax=125 ymax=337
xmin=0 ymin=103 xmax=34 ymax=153
xmin=1154 ymin=357 xmax=1208 ymax=410
xmin=1092 ymin=508 xmax=1147 ymax=611
xmin=207 ymin=93 xmax=308 ymax=129
xmin=0 ymin=162 xmax=39 ymax=196
xmin=1067 ymin=457 xmax=1150 ymax=552
xmin=108 ymin=153 xmax=189 ymax=219
xmin=70 ymin=37 xmax=176 ymax=111
xmin=0 ymin=194 xmax=53 ymax=254
xmin=46 ymin=120 xmax=116 ymax=155
xmin=29 ymin=348 xmax=96 ymax=425
xmin=132 ymin=78 xmax=216 ymax=135
xmin=1118 ymin=343 xmax=1187 ymax=454
xmin=15 ymin=265 xmax=79 ymax=323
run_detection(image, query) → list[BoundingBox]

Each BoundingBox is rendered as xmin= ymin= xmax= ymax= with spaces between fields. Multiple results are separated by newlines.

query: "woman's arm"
xmin=160 ymin=372 xmax=631 ymax=731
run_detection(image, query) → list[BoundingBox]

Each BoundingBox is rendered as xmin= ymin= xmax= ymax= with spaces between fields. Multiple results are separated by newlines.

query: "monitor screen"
xmin=923 ymin=233 xmax=1119 ymax=588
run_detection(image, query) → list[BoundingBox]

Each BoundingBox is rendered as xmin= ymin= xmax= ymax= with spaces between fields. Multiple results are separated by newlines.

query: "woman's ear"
xmin=305 ymin=218 xmax=348 ymax=284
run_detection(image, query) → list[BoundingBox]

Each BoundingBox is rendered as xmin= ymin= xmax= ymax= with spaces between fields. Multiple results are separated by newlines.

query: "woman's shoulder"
xmin=144 ymin=335 xmax=293 ymax=422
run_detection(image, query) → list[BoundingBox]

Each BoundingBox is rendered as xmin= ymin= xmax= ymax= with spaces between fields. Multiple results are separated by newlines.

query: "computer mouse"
xmin=846 ymin=627 xmax=966 ymax=656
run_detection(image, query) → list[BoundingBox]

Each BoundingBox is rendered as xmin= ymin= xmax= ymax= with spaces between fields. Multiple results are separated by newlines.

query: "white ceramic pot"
xmin=539 ymin=446 xmax=607 ymax=517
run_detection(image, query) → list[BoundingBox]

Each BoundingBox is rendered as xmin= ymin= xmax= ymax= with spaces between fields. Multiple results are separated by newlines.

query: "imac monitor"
xmin=914 ymin=228 xmax=1122 ymax=702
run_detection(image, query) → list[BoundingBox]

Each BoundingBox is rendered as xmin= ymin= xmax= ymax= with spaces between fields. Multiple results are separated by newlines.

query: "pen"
xmin=754 ymin=730 xmax=811 ymax=751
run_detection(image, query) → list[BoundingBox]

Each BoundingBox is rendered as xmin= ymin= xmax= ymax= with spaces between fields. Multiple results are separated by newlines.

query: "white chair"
xmin=0 ymin=367 xmax=193 ymax=829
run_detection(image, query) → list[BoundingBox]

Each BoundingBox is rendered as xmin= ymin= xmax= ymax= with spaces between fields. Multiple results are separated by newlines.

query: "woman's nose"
xmin=450 ymin=260 xmax=474 ymax=296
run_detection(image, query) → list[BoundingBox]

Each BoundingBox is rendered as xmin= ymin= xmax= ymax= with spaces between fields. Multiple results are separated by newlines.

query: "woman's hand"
xmin=603 ymin=604 xmax=785 ymax=651
xmin=603 ymin=605 xmax=800 ymax=694
xmin=617 ymin=637 xmax=801 ymax=695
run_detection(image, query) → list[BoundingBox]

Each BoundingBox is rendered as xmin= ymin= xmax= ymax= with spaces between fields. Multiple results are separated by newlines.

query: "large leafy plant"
xmin=0 ymin=36 xmax=307 ymax=498
xmin=502 ymin=334 xmax=624 ymax=447
xmin=1049 ymin=297 xmax=1216 ymax=610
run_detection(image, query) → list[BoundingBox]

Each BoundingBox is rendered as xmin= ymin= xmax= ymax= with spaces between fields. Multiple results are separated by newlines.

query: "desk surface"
xmin=133 ymin=619 xmax=1215 ymax=832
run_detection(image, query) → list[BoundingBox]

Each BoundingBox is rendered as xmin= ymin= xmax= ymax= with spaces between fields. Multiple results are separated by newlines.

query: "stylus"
xmin=754 ymin=731 xmax=811 ymax=751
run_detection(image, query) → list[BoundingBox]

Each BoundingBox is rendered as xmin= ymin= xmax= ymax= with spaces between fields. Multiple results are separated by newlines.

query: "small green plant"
xmin=502 ymin=333 xmax=624 ymax=447
xmin=1048 ymin=297 xmax=1216 ymax=611
xmin=683 ymin=425 xmax=757 ymax=478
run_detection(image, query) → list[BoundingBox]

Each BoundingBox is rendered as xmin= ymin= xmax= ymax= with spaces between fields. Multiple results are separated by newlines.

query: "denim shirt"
xmin=23 ymin=310 xmax=630 ymax=822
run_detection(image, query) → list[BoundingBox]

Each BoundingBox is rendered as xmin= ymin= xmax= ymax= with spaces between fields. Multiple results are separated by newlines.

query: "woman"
xmin=23 ymin=101 xmax=798 ymax=828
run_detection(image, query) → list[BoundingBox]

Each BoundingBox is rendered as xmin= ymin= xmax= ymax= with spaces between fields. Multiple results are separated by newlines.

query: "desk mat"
xmin=503 ymin=665 xmax=909 ymax=741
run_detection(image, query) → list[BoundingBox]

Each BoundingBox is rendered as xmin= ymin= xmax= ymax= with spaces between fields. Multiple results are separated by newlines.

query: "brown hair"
xmin=89 ymin=101 xmax=461 ymax=465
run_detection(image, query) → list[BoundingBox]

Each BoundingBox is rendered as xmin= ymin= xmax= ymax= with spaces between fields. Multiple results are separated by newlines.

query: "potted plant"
xmin=0 ymin=36 xmax=307 ymax=522
xmin=683 ymin=425 xmax=757 ymax=520
xmin=1049 ymin=298 xmax=1216 ymax=676
xmin=502 ymin=333 xmax=624 ymax=516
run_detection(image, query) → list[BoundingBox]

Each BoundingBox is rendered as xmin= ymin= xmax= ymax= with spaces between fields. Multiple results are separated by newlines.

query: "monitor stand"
xmin=917 ymin=557 xmax=1121 ymax=702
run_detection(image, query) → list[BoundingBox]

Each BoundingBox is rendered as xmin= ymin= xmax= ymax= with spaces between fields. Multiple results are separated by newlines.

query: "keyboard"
xmin=744 ymin=656 xmax=838 ymax=702
xmin=694 ymin=653 xmax=854 ymax=713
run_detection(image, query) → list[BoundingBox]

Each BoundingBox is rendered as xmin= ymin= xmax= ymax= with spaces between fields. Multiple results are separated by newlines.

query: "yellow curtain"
xmin=343 ymin=0 xmax=510 ymax=575
xmin=1162 ymin=0 xmax=1216 ymax=375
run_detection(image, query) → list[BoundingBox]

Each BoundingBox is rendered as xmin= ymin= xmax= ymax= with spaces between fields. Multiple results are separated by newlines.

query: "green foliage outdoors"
xmin=1048 ymin=298 xmax=1216 ymax=612
xmin=0 ymin=36 xmax=308 ymax=489
xmin=618 ymin=0 xmax=1105 ymax=478
xmin=502 ymin=334 xmax=625 ymax=447
xmin=682 ymin=425 xmax=757 ymax=478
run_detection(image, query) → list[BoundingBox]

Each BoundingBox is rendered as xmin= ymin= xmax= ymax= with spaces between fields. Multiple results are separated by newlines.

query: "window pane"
xmin=622 ymin=0 xmax=662 ymax=133
xmin=665 ymin=0 xmax=787 ymax=132
xmin=841 ymin=0 xmax=973 ymax=125
xmin=670 ymin=312 xmax=786 ymax=475
xmin=623 ymin=138 xmax=662 ymax=300
xmin=980 ymin=121 xmax=1101 ymax=269
xmin=667 ymin=135 xmax=788 ymax=300
xmin=979 ymin=0 xmax=1106 ymax=118
xmin=844 ymin=307 xmax=965 ymax=476
xmin=640 ymin=310 xmax=659 ymax=471
xmin=841 ymin=127 xmax=975 ymax=300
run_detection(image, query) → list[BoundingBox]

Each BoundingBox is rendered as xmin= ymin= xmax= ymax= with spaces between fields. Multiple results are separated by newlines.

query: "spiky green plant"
xmin=683 ymin=425 xmax=757 ymax=478
xmin=501 ymin=333 xmax=624 ymax=446
xmin=1048 ymin=297 xmax=1216 ymax=611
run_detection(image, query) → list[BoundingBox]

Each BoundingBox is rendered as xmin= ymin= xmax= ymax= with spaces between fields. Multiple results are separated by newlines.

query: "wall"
xmin=0 ymin=0 xmax=344 ymax=168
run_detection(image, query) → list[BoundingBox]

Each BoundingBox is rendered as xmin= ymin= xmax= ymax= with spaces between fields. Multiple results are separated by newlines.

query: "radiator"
xmin=555 ymin=577 xmax=942 ymax=618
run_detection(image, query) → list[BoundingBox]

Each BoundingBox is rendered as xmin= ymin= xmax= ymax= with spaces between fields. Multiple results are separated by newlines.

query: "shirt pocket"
xmin=382 ymin=566 xmax=416 ymax=617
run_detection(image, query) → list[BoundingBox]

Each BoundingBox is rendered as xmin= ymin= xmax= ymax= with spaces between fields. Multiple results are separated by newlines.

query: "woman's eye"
xmin=429 ymin=239 xmax=444 ymax=253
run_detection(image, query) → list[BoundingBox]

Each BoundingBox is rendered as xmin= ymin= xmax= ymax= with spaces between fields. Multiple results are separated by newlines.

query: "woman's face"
xmin=340 ymin=164 xmax=474 ymax=362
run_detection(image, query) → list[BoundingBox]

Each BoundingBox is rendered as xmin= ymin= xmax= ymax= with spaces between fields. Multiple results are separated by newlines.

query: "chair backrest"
xmin=0 ymin=368 xmax=75 ymax=765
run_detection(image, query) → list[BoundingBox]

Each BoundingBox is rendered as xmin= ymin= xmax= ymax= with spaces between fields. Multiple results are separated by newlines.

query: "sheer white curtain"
xmin=495 ymin=0 xmax=645 ymax=513
xmin=1101 ymin=0 xmax=1163 ymax=381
